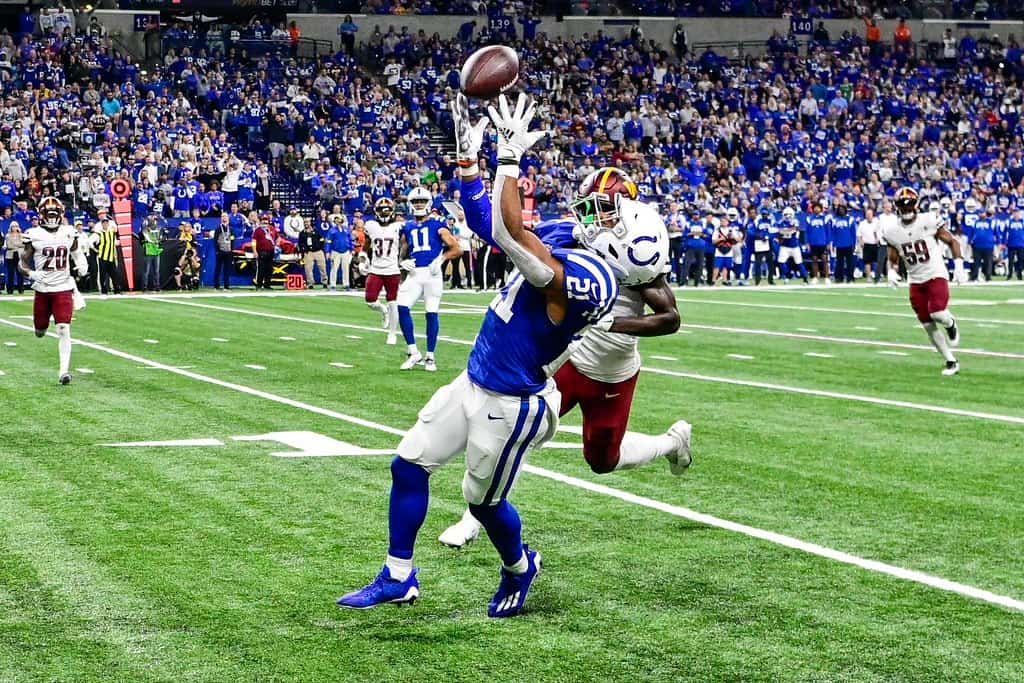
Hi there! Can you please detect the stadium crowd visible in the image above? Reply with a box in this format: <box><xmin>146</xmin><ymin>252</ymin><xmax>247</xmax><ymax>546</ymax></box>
<box><xmin>2</xmin><ymin>5</ymin><xmax>1024</xmax><ymax>294</ymax></box>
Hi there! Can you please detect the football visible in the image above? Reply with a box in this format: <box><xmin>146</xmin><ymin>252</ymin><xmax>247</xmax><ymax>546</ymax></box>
<box><xmin>459</xmin><ymin>45</ymin><xmax>520</xmax><ymax>98</ymax></box>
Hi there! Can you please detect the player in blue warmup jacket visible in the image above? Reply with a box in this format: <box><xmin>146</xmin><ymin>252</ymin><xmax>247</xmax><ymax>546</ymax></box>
<box><xmin>969</xmin><ymin>209</ymin><xmax>996</xmax><ymax>281</ymax></box>
<box><xmin>830</xmin><ymin>203</ymin><xmax>858</xmax><ymax>283</ymax></box>
<box><xmin>803</xmin><ymin>202</ymin><xmax>832</xmax><ymax>283</ymax></box>
<box><xmin>1005</xmin><ymin>208</ymin><xmax>1024</xmax><ymax>280</ymax></box>
<box><xmin>396</xmin><ymin>187</ymin><xmax>462</xmax><ymax>372</ymax></box>
<box><xmin>338</xmin><ymin>94</ymin><xmax>643</xmax><ymax>619</ymax></box>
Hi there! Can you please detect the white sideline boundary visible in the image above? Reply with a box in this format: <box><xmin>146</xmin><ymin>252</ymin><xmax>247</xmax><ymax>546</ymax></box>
<box><xmin>674</xmin><ymin>297</ymin><xmax>1024</xmax><ymax>326</ymax></box>
<box><xmin>151</xmin><ymin>299</ymin><xmax>1024</xmax><ymax>426</ymax></box>
<box><xmin>1</xmin><ymin>315</ymin><xmax>1022</xmax><ymax>614</ymax></box>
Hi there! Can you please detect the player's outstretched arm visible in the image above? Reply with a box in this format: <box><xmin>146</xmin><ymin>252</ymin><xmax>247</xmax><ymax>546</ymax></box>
<box><xmin>488</xmin><ymin>94</ymin><xmax>565</xmax><ymax>294</ymax></box>
<box><xmin>18</xmin><ymin>241</ymin><xmax>36</xmax><ymax>279</ymax></box>
<box><xmin>451</xmin><ymin>93</ymin><xmax>497</xmax><ymax>246</ymax></box>
<box><xmin>601</xmin><ymin>274</ymin><xmax>680</xmax><ymax>337</ymax></box>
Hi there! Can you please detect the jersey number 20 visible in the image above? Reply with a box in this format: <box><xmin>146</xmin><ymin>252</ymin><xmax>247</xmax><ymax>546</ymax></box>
<box><xmin>41</xmin><ymin>246</ymin><xmax>69</xmax><ymax>271</ymax></box>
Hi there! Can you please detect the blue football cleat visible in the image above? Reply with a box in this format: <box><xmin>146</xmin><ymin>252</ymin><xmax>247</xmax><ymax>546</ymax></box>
<box><xmin>488</xmin><ymin>546</ymin><xmax>542</xmax><ymax>618</ymax></box>
<box><xmin>336</xmin><ymin>566</ymin><xmax>419</xmax><ymax>609</ymax></box>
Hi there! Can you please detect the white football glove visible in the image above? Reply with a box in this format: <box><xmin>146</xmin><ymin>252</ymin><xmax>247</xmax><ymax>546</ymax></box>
<box><xmin>428</xmin><ymin>255</ymin><xmax>444</xmax><ymax>278</ymax></box>
<box><xmin>487</xmin><ymin>93</ymin><xmax>548</xmax><ymax>164</ymax></box>
<box><xmin>400</xmin><ymin>259</ymin><xmax>416</xmax><ymax>273</ymax></box>
<box><xmin>952</xmin><ymin>258</ymin><xmax>968</xmax><ymax>284</ymax></box>
<box><xmin>452</xmin><ymin>93</ymin><xmax>489</xmax><ymax>164</ymax></box>
<box><xmin>27</xmin><ymin>269</ymin><xmax>40</xmax><ymax>281</ymax></box>
<box><xmin>887</xmin><ymin>268</ymin><xmax>901</xmax><ymax>286</ymax></box>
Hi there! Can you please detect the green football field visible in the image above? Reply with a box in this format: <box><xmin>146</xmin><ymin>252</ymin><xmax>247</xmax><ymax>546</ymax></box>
<box><xmin>2</xmin><ymin>282</ymin><xmax>1023</xmax><ymax>682</ymax></box>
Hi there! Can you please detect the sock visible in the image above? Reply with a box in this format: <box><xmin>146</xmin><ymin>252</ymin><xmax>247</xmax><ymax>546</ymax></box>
<box><xmin>799</xmin><ymin>264</ymin><xmax>809</xmax><ymax>282</ymax></box>
<box><xmin>56</xmin><ymin>324</ymin><xmax>71</xmax><ymax>376</ymax></box>
<box><xmin>398</xmin><ymin>305</ymin><xmax>416</xmax><ymax>345</ymax></box>
<box><xmin>386</xmin><ymin>456</ymin><xmax>430</xmax><ymax>573</ymax></box>
<box><xmin>407</xmin><ymin>343</ymin><xmax>419</xmax><ymax>354</ymax></box>
<box><xmin>385</xmin><ymin>554</ymin><xmax>413</xmax><ymax>582</ymax></box>
<box><xmin>468</xmin><ymin>500</ymin><xmax>525</xmax><ymax>569</ymax></box>
<box><xmin>615</xmin><ymin>432</ymin><xmax>679</xmax><ymax>470</ymax></box>
<box><xmin>923</xmin><ymin>322</ymin><xmax>956</xmax><ymax>362</ymax></box>
<box><xmin>931</xmin><ymin>309</ymin><xmax>954</xmax><ymax>328</ymax></box>
<box><xmin>367</xmin><ymin>300</ymin><xmax>385</xmax><ymax>314</ymax></box>
<box><xmin>425</xmin><ymin>311</ymin><xmax>439</xmax><ymax>353</ymax></box>
<box><xmin>388</xmin><ymin>301</ymin><xmax>399</xmax><ymax>336</ymax></box>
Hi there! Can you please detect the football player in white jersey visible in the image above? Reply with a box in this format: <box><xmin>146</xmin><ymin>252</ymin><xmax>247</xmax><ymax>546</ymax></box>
<box><xmin>439</xmin><ymin>169</ymin><xmax>692</xmax><ymax>548</ymax></box>
<box><xmin>363</xmin><ymin>197</ymin><xmax>402</xmax><ymax>345</ymax></box>
<box><xmin>882</xmin><ymin>187</ymin><xmax>967</xmax><ymax>376</ymax></box>
<box><xmin>18</xmin><ymin>197</ymin><xmax>88</xmax><ymax>385</ymax></box>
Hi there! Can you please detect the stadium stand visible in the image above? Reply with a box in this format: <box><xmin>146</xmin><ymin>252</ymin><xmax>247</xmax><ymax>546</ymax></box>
<box><xmin>0</xmin><ymin>6</ymin><xmax>1023</xmax><ymax>291</ymax></box>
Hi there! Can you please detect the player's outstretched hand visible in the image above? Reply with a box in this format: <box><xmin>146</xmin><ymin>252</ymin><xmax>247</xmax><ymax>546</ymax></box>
<box><xmin>887</xmin><ymin>268</ymin><xmax>901</xmax><ymax>287</ymax></box>
<box><xmin>452</xmin><ymin>93</ymin><xmax>489</xmax><ymax>164</ymax></box>
<box><xmin>488</xmin><ymin>93</ymin><xmax>548</xmax><ymax>163</ymax></box>
<box><xmin>400</xmin><ymin>259</ymin><xmax>416</xmax><ymax>273</ymax></box>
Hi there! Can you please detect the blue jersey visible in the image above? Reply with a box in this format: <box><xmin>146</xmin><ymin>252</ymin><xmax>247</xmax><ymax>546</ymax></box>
<box><xmin>1007</xmin><ymin>217</ymin><xmax>1024</xmax><ymax>248</ymax></box>
<box><xmin>532</xmin><ymin>218</ymin><xmax>578</xmax><ymax>248</ymax></box>
<box><xmin>969</xmin><ymin>216</ymin><xmax>996</xmax><ymax>248</ymax></box>
<box><xmin>830</xmin><ymin>215</ymin><xmax>858</xmax><ymax>248</ymax></box>
<box><xmin>803</xmin><ymin>213</ymin><xmax>831</xmax><ymax>246</ymax></box>
<box><xmin>468</xmin><ymin>248</ymin><xmax>618</xmax><ymax>395</ymax></box>
<box><xmin>403</xmin><ymin>217</ymin><xmax>447</xmax><ymax>267</ymax></box>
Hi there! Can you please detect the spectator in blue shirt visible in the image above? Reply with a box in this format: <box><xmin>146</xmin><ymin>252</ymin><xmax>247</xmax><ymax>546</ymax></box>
<box><xmin>803</xmin><ymin>203</ymin><xmax>832</xmax><ymax>283</ymax></box>
<box><xmin>682</xmin><ymin>214</ymin><xmax>711</xmax><ymax>286</ymax></box>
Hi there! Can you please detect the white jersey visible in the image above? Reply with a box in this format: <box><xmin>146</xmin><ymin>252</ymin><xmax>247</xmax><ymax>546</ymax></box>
<box><xmin>569</xmin><ymin>286</ymin><xmax>645</xmax><ymax>383</ymax></box>
<box><xmin>881</xmin><ymin>211</ymin><xmax>948</xmax><ymax>284</ymax></box>
<box><xmin>24</xmin><ymin>225</ymin><xmax>78</xmax><ymax>293</ymax></box>
<box><xmin>364</xmin><ymin>220</ymin><xmax>402</xmax><ymax>276</ymax></box>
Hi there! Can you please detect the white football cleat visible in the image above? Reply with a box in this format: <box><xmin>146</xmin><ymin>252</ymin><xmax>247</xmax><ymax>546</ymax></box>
<box><xmin>438</xmin><ymin>509</ymin><xmax>482</xmax><ymax>548</ymax></box>
<box><xmin>400</xmin><ymin>351</ymin><xmax>423</xmax><ymax>370</ymax></box>
<box><xmin>424</xmin><ymin>358</ymin><xmax>437</xmax><ymax>372</ymax></box>
<box><xmin>386</xmin><ymin>334</ymin><xmax>397</xmax><ymax>345</ymax></box>
<box><xmin>665</xmin><ymin>420</ymin><xmax>692</xmax><ymax>475</ymax></box>
<box><xmin>380</xmin><ymin>306</ymin><xmax>389</xmax><ymax>329</ymax></box>
<box><xmin>942</xmin><ymin>360</ymin><xmax>960</xmax><ymax>376</ymax></box>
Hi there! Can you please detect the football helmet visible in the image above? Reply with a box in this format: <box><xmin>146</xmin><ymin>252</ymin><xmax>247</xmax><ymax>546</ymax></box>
<box><xmin>575</xmin><ymin>198</ymin><xmax>669</xmax><ymax>286</ymax></box>
<box><xmin>39</xmin><ymin>196</ymin><xmax>65</xmax><ymax>231</ymax></box>
<box><xmin>570</xmin><ymin>167</ymin><xmax>639</xmax><ymax>231</ymax></box>
<box><xmin>964</xmin><ymin>197</ymin><xmax>980</xmax><ymax>213</ymax></box>
<box><xmin>374</xmin><ymin>197</ymin><xmax>396</xmax><ymax>223</ymax></box>
<box><xmin>894</xmin><ymin>187</ymin><xmax>919</xmax><ymax>224</ymax></box>
<box><xmin>939</xmin><ymin>197</ymin><xmax>952</xmax><ymax>212</ymax></box>
<box><xmin>725</xmin><ymin>207</ymin><xmax>739</xmax><ymax>221</ymax></box>
<box><xmin>782</xmin><ymin>207</ymin><xmax>796</xmax><ymax>221</ymax></box>
<box><xmin>407</xmin><ymin>187</ymin><xmax>432</xmax><ymax>218</ymax></box>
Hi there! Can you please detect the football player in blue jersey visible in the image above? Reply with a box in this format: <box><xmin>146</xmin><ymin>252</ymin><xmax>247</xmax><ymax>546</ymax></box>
<box><xmin>337</xmin><ymin>94</ymin><xmax>653</xmax><ymax>618</ymax></box>
<box><xmin>395</xmin><ymin>187</ymin><xmax>463</xmax><ymax>372</ymax></box>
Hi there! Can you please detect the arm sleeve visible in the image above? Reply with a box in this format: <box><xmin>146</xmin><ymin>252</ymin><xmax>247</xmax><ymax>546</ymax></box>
<box><xmin>459</xmin><ymin>175</ymin><xmax>497</xmax><ymax>248</ymax></box>
<box><xmin>491</xmin><ymin>172</ymin><xmax>554</xmax><ymax>288</ymax></box>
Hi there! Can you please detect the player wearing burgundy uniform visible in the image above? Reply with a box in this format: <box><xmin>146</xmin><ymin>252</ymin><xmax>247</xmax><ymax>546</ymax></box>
<box><xmin>363</xmin><ymin>196</ymin><xmax>402</xmax><ymax>345</ymax></box>
<box><xmin>439</xmin><ymin>163</ymin><xmax>691</xmax><ymax>548</ymax></box>
<box><xmin>882</xmin><ymin>187</ymin><xmax>968</xmax><ymax>376</ymax></box>
<box><xmin>19</xmin><ymin>197</ymin><xmax>88</xmax><ymax>385</ymax></box>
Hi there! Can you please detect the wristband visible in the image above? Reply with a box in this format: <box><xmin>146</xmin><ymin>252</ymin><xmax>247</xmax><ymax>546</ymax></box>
<box><xmin>458</xmin><ymin>161</ymin><xmax>480</xmax><ymax>177</ymax></box>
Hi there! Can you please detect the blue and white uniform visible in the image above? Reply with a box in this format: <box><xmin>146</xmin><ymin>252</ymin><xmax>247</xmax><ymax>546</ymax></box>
<box><xmin>396</xmin><ymin>177</ymin><xmax>618</xmax><ymax>504</ymax></box>
<box><xmin>397</xmin><ymin>216</ymin><xmax>448</xmax><ymax>312</ymax></box>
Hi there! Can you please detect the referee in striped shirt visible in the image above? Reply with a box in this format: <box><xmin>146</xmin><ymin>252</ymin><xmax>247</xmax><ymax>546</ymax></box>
<box><xmin>96</xmin><ymin>217</ymin><xmax>121</xmax><ymax>294</ymax></box>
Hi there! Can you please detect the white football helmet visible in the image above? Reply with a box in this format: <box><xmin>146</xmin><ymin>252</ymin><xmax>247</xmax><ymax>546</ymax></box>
<box><xmin>964</xmin><ymin>197</ymin><xmax>980</xmax><ymax>213</ymax></box>
<box><xmin>575</xmin><ymin>198</ymin><xmax>669</xmax><ymax>286</ymax></box>
<box><xmin>939</xmin><ymin>197</ymin><xmax>952</xmax><ymax>212</ymax></box>
<box><xmin>782</xmin><ymin>207</ymin><xmax>796</xmax><ymax>221</ymax></box>
<box><xmin>407</xmin><ymin>187</ymin><xmax>432</xmax><ymax>217</ymax></box>
<box><xmin>725</xmin><ymin>207</ymin><xmax>739</xmax><ymax>221</ymax></box>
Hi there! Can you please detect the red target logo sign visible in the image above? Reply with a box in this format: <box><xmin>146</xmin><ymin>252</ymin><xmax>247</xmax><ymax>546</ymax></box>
<box><xmin>110</xmin><ymin>178</ymin><xmax>131</xmax><ymax>199</ymax></box>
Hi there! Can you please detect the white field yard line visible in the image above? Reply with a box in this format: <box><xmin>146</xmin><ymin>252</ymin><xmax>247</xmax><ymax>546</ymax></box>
<box><xmin>682</xmin><ymin>323</ymin><xmax>1024</xmax><ymax>360</ymax></box>
<box><xmin>674</xmin><ymin>298</ymin><xmax>1024</xmax><ymax>326</ymax></box>
<box><xmin>0</xmin><ymin>317</ymin><xmax>1021</xmax><ymax>614</ymax></box>
<box><xmin>147</xmin><ymin>300</ymin><xmax>1024</xmax><ymax>426</ymax></box>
